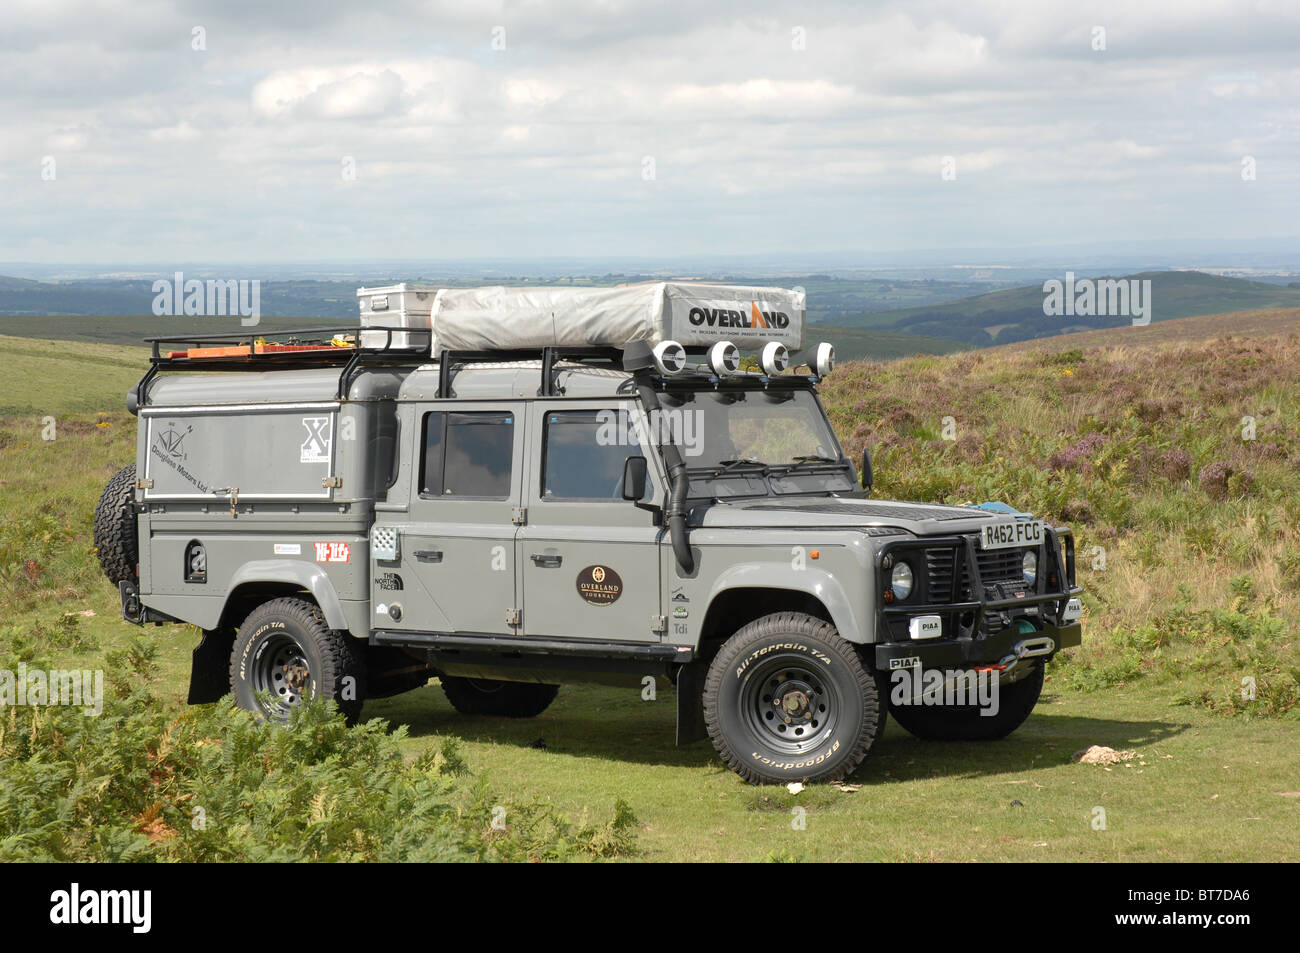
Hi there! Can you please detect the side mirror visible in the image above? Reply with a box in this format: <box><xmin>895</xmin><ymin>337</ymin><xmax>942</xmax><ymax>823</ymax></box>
<box><xmin>860</xmin><ymin>447</ymin><xmax>874</xmax><ymax>492</ymax></box>
<box><xmin>621</xmin><ymin>455</ymin><xmax>649</xmax><ymax>500</ymax></box>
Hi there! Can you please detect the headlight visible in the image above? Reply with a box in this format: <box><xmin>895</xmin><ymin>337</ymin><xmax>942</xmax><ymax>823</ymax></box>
<box><xmin>1022</xmin><ymin>550</ymin><xmax>1038</xmax><ymax>584</ymax></box>
<box><xmin>891</xmin><ymin>561</ymin><xmax>915</xmax><ymax>600</ymax></box>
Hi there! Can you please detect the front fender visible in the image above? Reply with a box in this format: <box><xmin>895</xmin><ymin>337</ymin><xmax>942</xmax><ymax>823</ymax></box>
<box><xmin>705</xmin><ymin>562</ymin><xmax>868</xmax><ymax>643</ymax></box>
<box><xmin>224</xmin><ymin>559</ymin><xmax>350</xmax><ymax>630</ymax></box>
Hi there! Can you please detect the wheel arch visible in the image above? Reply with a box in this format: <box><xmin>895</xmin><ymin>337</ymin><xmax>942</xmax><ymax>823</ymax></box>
<box><xmin>218</xmin><ymin>560</ymin><xmax>348</xmax><ymax>631</ymax></box>
<box><xmin>676</xmin><ymin>582</ymin><xmax>852</xmax><ymax>749</ymax></box>
<box><xmin>697</xmin><ymin>567</ymin><xmax>867</xmax><ymax>660</ymax></box>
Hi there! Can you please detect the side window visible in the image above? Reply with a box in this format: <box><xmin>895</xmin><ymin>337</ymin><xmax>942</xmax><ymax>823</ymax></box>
<box><xmin>542</xmin><ymin>409</ymin><xmax>649</xmax><ymax>500</ymax></box>
<box><xmin>420</xmin><ymin>411</ymin><xmax>514</xmax><ymax>498</ymax></box>
<box><xmin>369</xmin><ymin>408</ymin><xmax>400</xmax><ymax>502</ymax></box>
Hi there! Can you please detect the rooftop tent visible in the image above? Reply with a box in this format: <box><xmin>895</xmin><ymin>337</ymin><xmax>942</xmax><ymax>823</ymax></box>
<box><xmin>420</xmin><ymin>282</ymin><xmax>806</xmax><ymax>354</ymax></box>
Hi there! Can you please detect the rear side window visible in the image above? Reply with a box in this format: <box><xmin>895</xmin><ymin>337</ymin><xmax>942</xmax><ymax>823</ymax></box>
<box><xmin>421</xmin><ymin>411</ymin><xmax>514</xmax><ymax>498</ymax></box>
<box><xmin>369</xmin><ymin>408</ymin><xmax>400</xmax><ymax>502</ymax></box>
<box><xmin>542</xmin><ymin>409</ymin><xmax>649</xmax><ymax>500</ymax></box>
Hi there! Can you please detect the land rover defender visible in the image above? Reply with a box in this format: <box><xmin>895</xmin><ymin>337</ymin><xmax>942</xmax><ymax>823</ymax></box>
<box><xmin>95</xmin><ymin>282</ymin><xmax>1083</xmax><ymax>784</ymax></box>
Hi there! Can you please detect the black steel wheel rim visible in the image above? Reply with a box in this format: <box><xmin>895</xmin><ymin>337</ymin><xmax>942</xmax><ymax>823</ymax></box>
<box><xmin>742</xmin><ymin>655</ymin><xmax>839</xmax><ymax>753</ymax></box>
<box><xmin>251</xmin><ymin>633</ymin><xmax>313</xmax><ymax>718</ymax></box>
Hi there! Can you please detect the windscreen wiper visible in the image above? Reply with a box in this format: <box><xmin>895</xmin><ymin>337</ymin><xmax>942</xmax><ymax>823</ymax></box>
<box><xmin>781</xmin><ymin>454</ymin><xmax>842</xmax><ymax>472</ymax></box>
<box><xmin>699</xmin><ymin>457</ymin><xmax>769</xmax><ymax>476</ymax></box>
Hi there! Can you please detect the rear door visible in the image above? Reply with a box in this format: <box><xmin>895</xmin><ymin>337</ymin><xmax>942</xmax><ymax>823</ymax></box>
<box><xmin>385</xmin><ymin>403</ymin><xmax>525</xmax><ymax>635</ymax></box>
<box><xmin>517</xmin><ymin>403</ymin><xmax>665</xmax><ymax>643</ymax></box>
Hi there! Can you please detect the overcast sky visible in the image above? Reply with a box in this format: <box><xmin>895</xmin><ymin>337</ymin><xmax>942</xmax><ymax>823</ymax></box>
<box><xmin>1</xmin><ymin>0</ymin><xmax>1297</xmax><ymax>264</ymax></box>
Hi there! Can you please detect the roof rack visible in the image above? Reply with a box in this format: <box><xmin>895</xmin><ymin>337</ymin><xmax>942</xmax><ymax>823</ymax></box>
<box><xmin>136</xmin><ymin>325</ymin><xmax>433</xmax><ymax>406</ymax></box>
<box><xmin>435</xmin><ymin>345</ymin><xmax>625</xmax><ymax>398</ymax></box>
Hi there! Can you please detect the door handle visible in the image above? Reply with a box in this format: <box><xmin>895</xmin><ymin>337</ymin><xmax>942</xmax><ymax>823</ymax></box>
<box><xmin>531</xmin><ymin>553</ymin><xmax>562</xmax><ymax>568</ymax></box>
<box><xmin>414</xmin><ymin>549</ymin><xmax>443</xmax><ymax>563</ymax></box>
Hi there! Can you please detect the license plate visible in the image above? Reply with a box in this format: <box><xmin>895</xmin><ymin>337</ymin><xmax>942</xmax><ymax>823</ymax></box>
<box><xmin>980</xmin><ymin>519</ymin><xmax>1045</xmax><ymax>550</ymax></box>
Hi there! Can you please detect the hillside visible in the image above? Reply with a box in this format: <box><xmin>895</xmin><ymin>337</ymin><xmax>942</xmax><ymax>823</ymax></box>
<box><xmin>803</xmin><ymin>323</ymin><xmax>968</xmax><ymax>361</ymax></box>
<box><xmin>1</xmin><ymin>335</ymin><xmax>146</xmax><ymax>415</ymax></box>
<box><xmin>836</xmin><ymin>271</ymin><xmax>1300</xmax><ymax>347</ymax></box>
<box><xmin>822</xmin><ymin>306</ymin><xmax>1300</xmax><ymax>717</ymax></box>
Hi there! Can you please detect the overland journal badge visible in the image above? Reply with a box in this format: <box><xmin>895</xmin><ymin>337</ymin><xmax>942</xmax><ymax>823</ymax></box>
<box><xmin>576</xmin><ymin>564</ymin><xmax>623</xmax><ymax>606</ymax></box>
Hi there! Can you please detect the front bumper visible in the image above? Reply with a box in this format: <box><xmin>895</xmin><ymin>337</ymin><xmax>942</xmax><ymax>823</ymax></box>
<box><xmin>871</xmin><ymin>526</ymin><xmax>1083</xmax><ymax>671</ymax></box>
<box><xmin>873</xmin><ymin>620</ymin><xmax>1081</xmax><ymax>671</ymax></box>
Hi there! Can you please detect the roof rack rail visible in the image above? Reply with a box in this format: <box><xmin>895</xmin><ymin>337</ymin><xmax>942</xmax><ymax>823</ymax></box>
<box><xmin>435</xmin><ymin>345</ymin><xmax>624</xmax><ymax>399</ymax></box>
<box><xmin>136</xmin><ymin>325</ymin><xmax>433</xmax><ymax>407</ymax></box>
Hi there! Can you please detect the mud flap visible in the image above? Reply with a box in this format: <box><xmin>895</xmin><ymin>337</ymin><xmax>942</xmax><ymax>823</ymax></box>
<box><xmin>188</xmin><ymin>628</ymin><xmax>235</xmax><ymax>704</ymax></box>
<box><xmin>675</xmin><ymin>660</ymin><xmax>707</xmax><ymax>745</ymax></box>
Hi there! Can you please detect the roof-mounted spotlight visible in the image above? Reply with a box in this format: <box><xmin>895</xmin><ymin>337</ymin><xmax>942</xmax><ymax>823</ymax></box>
<box><xmin>760</xmin><ymin>341</ymin><xmax>790</xmax><ymax>376</ymax></box>
<box><xmin>707</xmin><ymin>340</ymin><xmax>741</xmax><ymax>377</ymax></box>
<box><xmin>652</xmin><ymin>339</ymin><xmax>687</xmax><ymax>376</ymax></box>
<box><xmin>813</xmin><ymin>342</ymin><xmax>835</xmax><ymax>377</ymax></box>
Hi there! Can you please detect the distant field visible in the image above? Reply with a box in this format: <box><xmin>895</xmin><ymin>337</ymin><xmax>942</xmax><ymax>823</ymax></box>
<box><xmin>0</xmin><ymin>273</ymin><xmax>1015</xmax><ymax>327</ymax></box>
<box><xmin>991</xmin><ymin>306</ymin><xmax>1300</xmax><ymax>352</ymax></box>
<box><xmin>0</xmin><ymin>313</ymin><xmax>343</xmax><ymax>347</ymax></box>
<box><xmin>803</xmin><ymin>324</ymin><xmax>969</xmax><ymax>361</ymax></box>
<box><xmin>838</xmin><ymin>271</ymin><xmax>1300</xmax><ymax>348</ymax></box>
<box><xmin>1</xmin><ymin>334</ymin><xmax>146</xmax><ymax>415</ymax></box>
<box><xmin>0</xmin><ymin>314</ymin><xmax>967</xmax><ymax>365</ymax></box>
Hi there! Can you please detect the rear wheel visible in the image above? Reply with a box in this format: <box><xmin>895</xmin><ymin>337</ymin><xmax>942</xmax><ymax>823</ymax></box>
<box><xmin>888</xmin><ymin>663</ymin><xmax>1043</xmax><ymax>741</ymax></box>
<box><xmin>230</xmin><ymin>598</ymin><xmax>366</xmax><ymax>723</ymax></box>
<box><xmin>439</xmin><ymin>677</ymin><xmax>559</xmax><ymax>718</ymax></box>
<box><xmin>93</xmin><ymin>463</ymin><xmax>137</xmax><ymax>585</ymax></box>
<box><xmin>703</xmin><ymin>612</ymin><xmax>882</xmax><ymax>785</ymax></box>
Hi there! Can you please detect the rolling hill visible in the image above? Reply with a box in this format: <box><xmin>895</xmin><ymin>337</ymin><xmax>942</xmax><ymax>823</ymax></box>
<box><xmin>835</xmin><ymin>270</ymin><xmax>1300</xmax><ymax>347</ymax></box>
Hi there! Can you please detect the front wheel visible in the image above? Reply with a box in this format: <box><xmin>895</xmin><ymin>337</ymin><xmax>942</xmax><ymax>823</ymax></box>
<box><xmin>230</xmin><ymin>598</ymin><xmax>366</xmax><ymax>723</ymax></box>
<box><xmin>888</xmin><ymin>663</ymin><xmax>1043</xmax><ymax>741</ymax></box>
<box><xmin>703</xmin><ymin>612</ymin><xmax>882</xmax><ymax>785</ymax></box>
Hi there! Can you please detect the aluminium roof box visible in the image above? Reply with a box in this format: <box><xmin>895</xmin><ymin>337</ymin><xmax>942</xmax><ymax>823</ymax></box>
<box><xmin>357</xmin><ymin>283</ymin><xmax>438</xmax><ymax>349</ymax></box>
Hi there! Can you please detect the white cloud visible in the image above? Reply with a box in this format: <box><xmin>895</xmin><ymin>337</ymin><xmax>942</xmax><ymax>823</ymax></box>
<box><xmin>0</xmin><ymin>0</ymin><xmax>1297</xmax><ymax>261</ymax></box>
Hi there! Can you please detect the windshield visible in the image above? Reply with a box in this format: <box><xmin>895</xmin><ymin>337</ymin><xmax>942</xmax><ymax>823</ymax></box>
<box><xmin>658</xmin><ymin>386</ymin><xmax>855</xmax><ymax>498</ymax></box>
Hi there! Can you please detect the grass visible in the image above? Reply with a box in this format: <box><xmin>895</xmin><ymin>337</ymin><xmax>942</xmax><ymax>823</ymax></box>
<box><xmin>2</xmin><ymin>310</ymin><xmax>1299</xmax><ymax>861</ymax></box>
<box><xmin>0</xmin><ymin>334</ymin><xmax>147</xmax><ymax>415</ymax></box>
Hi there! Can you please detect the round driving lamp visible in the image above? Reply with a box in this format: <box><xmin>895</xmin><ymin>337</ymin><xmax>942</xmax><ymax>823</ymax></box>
<box><xmin>1022</xmin><ymin>550</ymin><xmax>1038</xmax><ymax>584</ymax></box>
<box><xmin>891</xmin><ymin>561</ymin><xmax>914</xmax><ymax>601</ymax></box>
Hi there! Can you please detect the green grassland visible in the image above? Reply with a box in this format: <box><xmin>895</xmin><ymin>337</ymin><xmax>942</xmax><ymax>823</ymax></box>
<box><xmin>1</xmin><ymin>310</ymin><xmax>1298</xmax><ymax>861</ymax></box>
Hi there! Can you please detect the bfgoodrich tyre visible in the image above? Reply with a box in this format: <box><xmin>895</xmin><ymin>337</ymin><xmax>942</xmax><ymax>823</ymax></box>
<box><xmin>230</xmin><ymin>598</ymin><xmax>365</xmax><ymax>723</ymax></box>
<box><xmin>93</xmin><ymin>463</ymin><xmax>137</xmax><ymax>585</ymax></box>
<box><xmin>703</xmin><ymin>612</ymin><xmax>882</xmax><ymax>785</ymax></box>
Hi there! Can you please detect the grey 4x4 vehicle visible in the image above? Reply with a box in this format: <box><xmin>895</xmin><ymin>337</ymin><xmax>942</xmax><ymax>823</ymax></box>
<box><xmin>95</xmin><ymin>283</ymin><xmax>1082</xmax><ymax>784</ymax></box>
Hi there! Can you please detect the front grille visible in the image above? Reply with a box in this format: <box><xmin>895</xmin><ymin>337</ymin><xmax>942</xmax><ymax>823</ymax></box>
<box><xmin>925</xmin><ymin>547</ymin><xmax>963</xmax><ymax>600</ymax></box>
<box><xmin>975</xmin><ymin>547</ymin><xmax>1025</xmax><ymax>583</ymax></box>
<box><xmin>924</xmin><ymin>539</ymin><xmax>1029</xmax><ymax>600</ymax></box>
